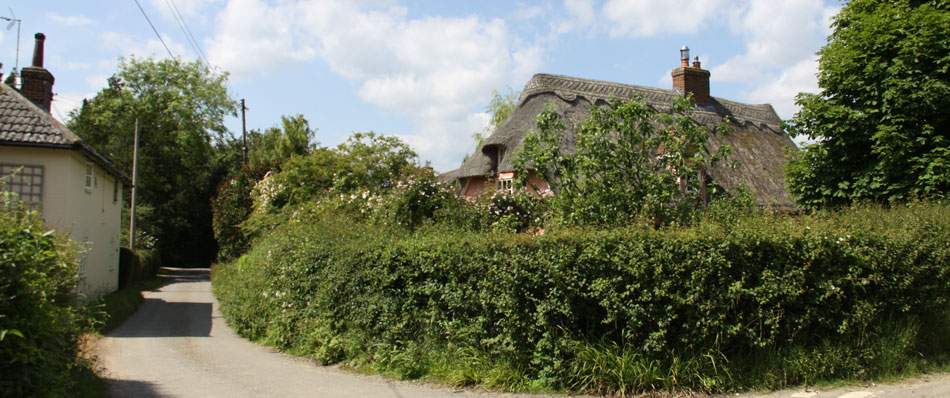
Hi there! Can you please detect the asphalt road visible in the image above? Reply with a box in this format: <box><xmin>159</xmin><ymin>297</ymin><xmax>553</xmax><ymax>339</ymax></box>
<box><xmin>97</xmin><ymin>267</ymin><xmax>950</xmax><ymax>398</ymax></box>
<box><xmin>96</xmin><ymin>267</ymin><xmax>548</xmax><ymax>398</ymax></box>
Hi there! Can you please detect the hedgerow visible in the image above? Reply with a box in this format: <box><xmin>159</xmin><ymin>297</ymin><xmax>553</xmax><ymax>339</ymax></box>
<box><xmin>0</xmin><ymin>192</ymin><xmax>98</xmax><ymax>398</ymax></box>
<box><xmin>213</xmin><ymin>201</ymin><xmax>950</xmax><ymax>394</ymax></box>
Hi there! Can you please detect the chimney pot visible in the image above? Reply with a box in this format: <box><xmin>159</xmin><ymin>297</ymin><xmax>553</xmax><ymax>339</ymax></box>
<box><xmin>32</xmin><ymin>33</ymin><xmax>46</xmax><ymax>68</ymax></box>
<box><xmin>692</xmin><ymin>56</ymin><xmax>701</xmax><ymax>69</ymax></box>
<box><xmin>680</xmin><ymin>45</ymin><xmax>690</xmax><ymax>67</ymax></box>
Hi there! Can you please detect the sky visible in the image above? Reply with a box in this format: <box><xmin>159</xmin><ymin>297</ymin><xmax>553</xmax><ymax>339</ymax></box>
<box><xmin>0</xmin><ymin>0</ymin><xmax>839</xmax><ymax>171</ymax></box>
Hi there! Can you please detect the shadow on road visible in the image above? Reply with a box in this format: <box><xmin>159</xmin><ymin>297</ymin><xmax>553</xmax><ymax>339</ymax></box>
<box><xmin>108</xmin><ymin>268</ymin><xmax>214</xmax><ymax>338</ymax></box>
<box><xmin>109</xmin><ymin>299</ymin><xmax>213</xmax><ymax>338</ymax></box>
<box><xmin>155</xmin><ymin>267</ymin><xmax>210</xmax><ymax>284</ymax></box>
<box><xmin>105</xmin><ymin>378</ymin><xmax>164</xmax><ymax>398</ymax></box>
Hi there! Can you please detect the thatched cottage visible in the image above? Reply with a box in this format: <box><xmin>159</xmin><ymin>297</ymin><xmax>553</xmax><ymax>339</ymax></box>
<box><xmin>446</xmin><ymin>47</ymin><xmax>797</xmax><ymax>210</ymax></box>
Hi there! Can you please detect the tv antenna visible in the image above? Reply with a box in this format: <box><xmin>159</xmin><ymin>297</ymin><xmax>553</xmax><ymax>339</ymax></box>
<box><xmin>1</xmin><ymin>9</ymin><xmax>21</xmax><ymax>72</ymax></box>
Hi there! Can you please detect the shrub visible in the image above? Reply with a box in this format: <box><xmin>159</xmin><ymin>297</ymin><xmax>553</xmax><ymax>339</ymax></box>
<box><xmin>214</xmin><ymin>201</ymin><xmax>950</xmax><ymax>394</ymax></box>
<box><xmin>0</xmin><ymin>192</ymin><xmax>94</xmax><ymax>397</ymax></box>
<box><xmin>211</xmin><ymin>163</ymin><xmax>272</xmax><ymax>261</ymax></box>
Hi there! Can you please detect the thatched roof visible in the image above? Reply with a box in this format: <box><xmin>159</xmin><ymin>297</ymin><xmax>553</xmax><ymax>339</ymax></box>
<box><xmin>453</xmin><ymin>73</ymin><xmax>797</xmax><ymax>209</ymax></box>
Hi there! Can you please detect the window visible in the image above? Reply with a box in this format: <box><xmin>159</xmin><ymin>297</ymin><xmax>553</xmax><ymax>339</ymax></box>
<box><xmin>79</xmin><ymin>237</ymin><xmax>88</xmax><ymax>274</ymax></box>
<box><xmin>0</xmin><ymin>164</ymin><xmax>44</xmax><ymax>211</ymax></box>
<box><xmin>498</xmin><ymin>178</ymin><xmax>514</xmax><ymax>193</ymax></box>
<box><xmin>84</xmin><ymin>163</ymin><xmax>93</xmax><ymax>191</ymax></box>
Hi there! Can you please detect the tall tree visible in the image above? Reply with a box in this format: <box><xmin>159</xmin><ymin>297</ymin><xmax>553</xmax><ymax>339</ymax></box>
<box><xmin>247</xmin><ymin>114</ymin><xmax>316</xmax><ymax>167</ymax></box>
<box><xmin>786</xmin><ymin>0</ymin><xmax>950</xmax><ymax>208</ymax></box>
<box><xmin>68</xmin><ymin>56</ymin><xmax>238</xmax><ymax>265</ymax></box>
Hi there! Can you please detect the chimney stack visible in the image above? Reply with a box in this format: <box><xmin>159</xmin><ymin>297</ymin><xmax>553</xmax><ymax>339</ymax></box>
<box><xmin>20</xmin><ymin>33</ymin><xmax>55</xmax><ymax>113</ymax></box>
<box><xmin>671</xmin><ymin>45</ymin><xmax>711</xmax><ymax>105</ymax></box>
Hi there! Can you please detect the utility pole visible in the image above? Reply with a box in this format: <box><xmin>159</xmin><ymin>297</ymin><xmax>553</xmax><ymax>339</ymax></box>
<box><xmin>241</xmin><ymin>98</ymin><xmax>247</xmax><ymax>166</ymax></box>
<box><xmin>129</xmin><ymin>119</ymin><xmax>140</xmax><ymax>250</ymax></box>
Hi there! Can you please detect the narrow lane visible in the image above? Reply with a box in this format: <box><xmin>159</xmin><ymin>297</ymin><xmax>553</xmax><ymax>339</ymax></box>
<box><xmin>96</xmin><ymin>267</ymin><xmax>540</xmax><ymax>398</ymax></box>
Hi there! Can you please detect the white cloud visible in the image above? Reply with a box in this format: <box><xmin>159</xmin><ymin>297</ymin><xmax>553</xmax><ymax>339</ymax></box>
<box><xmin>602</xmin><ymin>0</ymin><xmax>726</xmax><ymax>37</ymax></box>
<box><xmin>743</xmin><ymin>56</ymin><xmax>819</xmax><ymax>119</ymax></box>
<box><xmin>205</xmin><ymin>0</ymin><xmax>315</xmax><ymax>79</ymax></box>
<box><xmin>554</xmin><ymin>0</ymin><xmax>596</xmax><ymax>34</ymax></box>
<box><xmin>709</xmin><ymin>0</ymin><xmax>836</xmax><ymax>119</ymax></box>
<box><xmin>207</xmin><ymin>0</ymin><xmax>542</xmax><ymax>170</ymax></box>
<box><xmin>99</xmin><ymin>31</ymin><xmax>188</xmax><ymax>60</ymax></box>
<box><xmin>511</xmin><ymin>3</ymin><xmax>550</xmax><ymax>20</ymax></box>
<box><xmin>46</xmin><ymin>13</ymin><xmax>94</xmax><ymax>27</ymax></box>
<box><xmin>147</xmin><ymin>0</ymin><xmax>221</xmax><ymax>24</ymax></box>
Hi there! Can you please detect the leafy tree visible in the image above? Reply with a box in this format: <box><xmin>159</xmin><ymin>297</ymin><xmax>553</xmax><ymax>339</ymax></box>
<box><xmin>785</xmin><ymin>0</ymin><xmax>950</xmax><ymax>208</ymax></box>
<box><xmin>331</xmin><ymin>131</ymin><xmax>419</xmax><ymax>193</ymax></box>
<box><xmin>68</xmin><ymin>57</ymin><xmax>238</xmax><ymax>265</ymax></box>
<box><xmin>247</xmin><ymin>114</ymin><xmax>316</xmax><ymax>168</ymax></box>
<box><xmin>514</xmin><ymin>94</ymin><xmax>731</xmax><ymax>226</ymax></box>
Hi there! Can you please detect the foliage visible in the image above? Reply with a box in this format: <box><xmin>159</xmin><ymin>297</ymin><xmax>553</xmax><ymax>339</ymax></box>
<box><xmin>785</xmin><ymin>0</ymin><xmax>950</xmax><ymax>208</ymax></box>
<box><xmin>214</xmin><ymin>201</ymin><xmax>950</xmax><ymax>395</ymax></box>
<box><xmin>469</xmin><ymin>88</ymin><xmax>520</xmax><ymax>159</ymax></box>
<box><xmin>246</xmin><ymin>114</ymin><xmax>316</xmax><ymax>168</ymax></box>
<box><xmin>331</xmin><ymin>131</ymin><xmax>419</xmax><ymax>194</ymax></box>
<box><xmin>0</xmin><ymin>191</ymin><xmax>96</xmax><ymax>397</ymax></box>
<box><xmin>211</xmin><ymin>163</ymin><xmax>273</xmax><ymax>262</ymax></box>
<box><xmin>268</xmin><ymin>148</ymin><xmax>341</xmax><ymax>209</ymax></box>
<box><xmin>515</xmin><ymin>93</ymin><xmax>731</xmax><ymax>226</ymax></box>
<box><xmin>68</xmin><ymin>56</ymin><xmax>238</xmax><ymax>265</ymax></box>
<box><xmin>367</xmin><ymin>168</ymin><xmax>457</xmax><ymax>230</ymax></box>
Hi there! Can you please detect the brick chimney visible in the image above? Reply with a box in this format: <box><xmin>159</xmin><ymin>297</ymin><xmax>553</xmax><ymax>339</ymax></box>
<box><xmin>20</xmin><ymin>33</ymin><xmax>55</xmax><ymax>113</ymax></box>
<box><xmin>671</xmin><ymin>46</ymin><xmax>711</xmax><ymax>105</ymax></box>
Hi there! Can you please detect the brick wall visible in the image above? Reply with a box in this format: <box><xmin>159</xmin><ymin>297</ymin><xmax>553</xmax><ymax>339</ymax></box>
<box><xmin>19</xmin><ymin>66</ymin><xmax>54</xmax><ymax>112</ymax></box>
<box><xmin>671</xmin><ymin>67</ymin><xmax>711</xmax><ymax>105</ymax></box>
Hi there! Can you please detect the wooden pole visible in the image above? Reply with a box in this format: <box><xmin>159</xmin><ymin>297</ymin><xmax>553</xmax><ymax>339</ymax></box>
<box><xmin>129</xmin><ymin>119</ymin><xmax>139</xmax><ymax>249</ymax></box>
<box><xmin>241</xmin><ymin>98</ymin><xmax>247</xmax><ymax>166</ymax></box>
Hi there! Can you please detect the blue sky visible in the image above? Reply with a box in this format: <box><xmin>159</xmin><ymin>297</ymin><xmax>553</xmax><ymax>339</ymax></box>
<box><xmin>1</xmin><ymin>0</ymin><xmax>839</xmax><ymax>171</ymax></box>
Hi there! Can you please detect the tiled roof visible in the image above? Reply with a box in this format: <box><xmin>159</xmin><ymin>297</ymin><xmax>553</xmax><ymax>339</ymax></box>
<box><xmin>0</xmin><ymin>81</ymin><xmax>81</xmax><ymax>146</ymax></box>
<box><xmin>0</xmin><ymin>81</ymin><xmax>130</xmax><ymax>183</ymax></box>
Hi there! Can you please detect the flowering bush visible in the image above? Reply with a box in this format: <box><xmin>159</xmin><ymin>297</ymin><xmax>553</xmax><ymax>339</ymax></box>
<box><xmin>474</xmin><ymin>187</ymin><xmax>548</xmax><ymax>233</ymax></box>
<box><xmin>369</xmin><ymin>169</ymin><xmax>456</xmax><ymax>230</ymax></box>
<box><xmin>211</xmin><ymin>163</ymin><xmax>272</xmax><ymax>261</ymax></box>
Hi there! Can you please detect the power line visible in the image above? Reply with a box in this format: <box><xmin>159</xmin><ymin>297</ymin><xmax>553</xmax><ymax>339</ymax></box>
<box><xmin>170</xmin><ymin>0</ymin><xmax>209</xmax><ymax>62</ymax></box>
<box><xmin>133</xmin><ymin>0</ymin><xmax>175</xmax><ymax>59</ymax></box>
<box><xmin>164</xmin><ymin>0</ymin><xmax>208</xmax><ymax>66</ymax></box>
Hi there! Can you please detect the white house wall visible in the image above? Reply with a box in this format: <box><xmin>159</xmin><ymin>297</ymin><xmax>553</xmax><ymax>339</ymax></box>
<box><xmin>0</xmin><ymin>146</ymin><xmax>122</xmax><ymax>300</ymax></box>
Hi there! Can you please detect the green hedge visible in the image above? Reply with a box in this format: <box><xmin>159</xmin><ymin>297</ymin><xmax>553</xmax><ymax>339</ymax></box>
<box><xmin>118</xmin><ymin>247</ymin><xmax>160</xmax><ymax>289</ymax></box>
<box><xmin>0</xmin><ymin>198</ymin><xmax>97</xmax><ymax>397</ymax></box>
<box><xmin>213</xmin><ymin>202</ymin><xmax>950</xmax><ymax>394</ymax></box>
